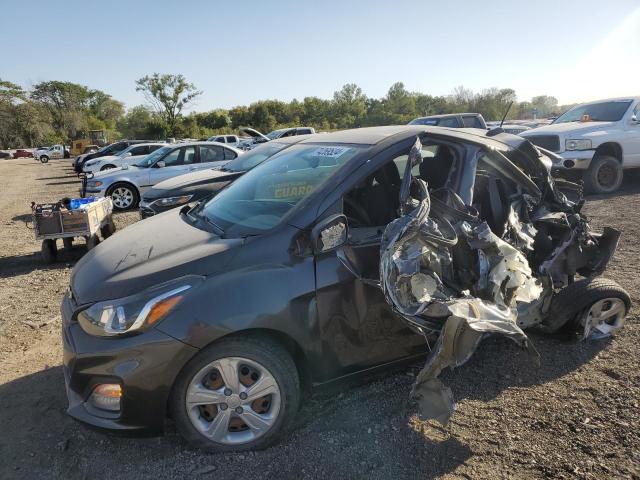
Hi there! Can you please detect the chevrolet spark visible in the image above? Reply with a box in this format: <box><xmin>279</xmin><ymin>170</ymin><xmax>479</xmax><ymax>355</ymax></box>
<box><xmin>62</xmin><ymin>125</ymin><xmax>627</xmax><ymax>451</ymax></box>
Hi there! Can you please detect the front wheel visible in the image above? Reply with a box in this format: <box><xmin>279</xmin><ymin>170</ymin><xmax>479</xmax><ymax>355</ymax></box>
<box><xmin>170</xmin><ymin>336</ymin><xmax>300</xmax><ymax>452</ymax></box>
<box><xmin>107</xmin><ymin>182</ymin><xmax>139</xmax><ymax>210</ymax></box>
<box><xmin>584</xmin><ymin>155</ymin><xmax>623</xmax><ymax>194</ymax></box>
<box><xmin>40</xmin><ymin>155</ymin><xmax>49</xmax><ymax>164</ymax></box>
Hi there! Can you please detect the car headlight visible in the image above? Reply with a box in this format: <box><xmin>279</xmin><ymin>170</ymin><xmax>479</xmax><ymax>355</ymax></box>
<box><xmin>565</xmin><ymin>139</ymin><xmax>592</xmax><ymax>151</ymax></box>
<box><xmin>77</xmin><ymin>276</ymin><xmax>203</xmax><ymax>336</ymax></box>
<box><xmin>85</xmin><ymin>160</ymin><xmax>98</xmax><ymax>167</ymax></box>
<box><xmin>86</xmin><ymin>180</ymin><xmax>103</xmax><ymax>188</ymax></box>
<box><xmin>150</xmin><ymin>195</ymin><xmax>194</xmax><ymax>208</ymax></box>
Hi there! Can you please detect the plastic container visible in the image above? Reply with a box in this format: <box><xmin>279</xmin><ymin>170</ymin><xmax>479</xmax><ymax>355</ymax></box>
<box><xmin>69</xmin><ymin>196</ymin><xmax>98</xmax><ymax>210</ymax></box>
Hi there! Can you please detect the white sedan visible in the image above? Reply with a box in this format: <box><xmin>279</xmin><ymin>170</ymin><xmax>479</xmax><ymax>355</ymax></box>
<box><xmin>82</xmin><ymin>143</ymin><xmax>166</xmax><ymax>173</ymax></box>
<box><xmin>82</xmin><ymin>142</ymin><xmax>242</xmax><ymax>210</ymax></box>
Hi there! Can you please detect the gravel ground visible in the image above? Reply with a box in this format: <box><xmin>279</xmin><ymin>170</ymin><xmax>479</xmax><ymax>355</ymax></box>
<box><xmin>0</xmin><ymin>158</ymin><xmax>639</xmax><ymax>480</ymax></box>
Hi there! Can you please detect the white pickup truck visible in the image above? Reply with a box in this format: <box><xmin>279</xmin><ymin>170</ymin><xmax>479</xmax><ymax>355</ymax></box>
<box><xmin>33</xmin><ymin>144</ymin><xmax>70</xmax><ymax>163</ymax></box>
<box><xmin>521</xmin><ymin>97</ymin><xmax>640</xmax><ymax>193</ymax></box>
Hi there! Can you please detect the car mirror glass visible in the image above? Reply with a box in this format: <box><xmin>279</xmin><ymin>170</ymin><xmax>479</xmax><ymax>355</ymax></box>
<box><xmin>311</xmin><ymin>214</ymin><xmax>348</xmax><ymax>253</ymax></box>
<box><xmin>156</xmin><ymin>160</ymin><xmax>166</xmax><ymax>168</ymax></box>
<box><xmin>632</xmin><ymin>114</ymin><xmax>639</xmax><ymax>124</ymax></box>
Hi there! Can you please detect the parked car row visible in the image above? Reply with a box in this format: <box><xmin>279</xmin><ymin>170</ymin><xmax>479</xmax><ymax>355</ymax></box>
<box><xmin>63</xmin><ymin>124</ymin><xmax>629</xmax><ymax>454</ymax></box>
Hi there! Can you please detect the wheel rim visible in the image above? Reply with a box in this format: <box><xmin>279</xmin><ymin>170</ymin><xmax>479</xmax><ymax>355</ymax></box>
<box><xmin>580</xmin><ymin>297</ymin><xmax>626</xmax><ymax>340</ymax></box>
<box><xmin>111</xmin><ymin>187</ymin><xmax>134</xmax><ymax>208</ymax></box>
<box><xmin>185</xmin><ymin>356</ymin><xmax>281</xmax><ymax>445</ymax></box>
<box><xmin>596</xmin><ymin>163</ymin><xmax>618</xmax><ymax>189</ymax></box>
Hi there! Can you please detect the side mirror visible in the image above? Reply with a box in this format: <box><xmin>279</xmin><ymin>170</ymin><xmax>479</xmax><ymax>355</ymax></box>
<box><xmin>632</xmin><ymin>114</ymin><xmax>639</xmax><ymax>125</ymax></box>
<box><xmin>156</xmin><ymin>160</ymin><xmax>166</xmax><ymax>168</ymax></box>
<box><xmin>123</xmin><ymin>152</ymin><xmax>132</xmax><ymax>157</ymax></box>
<box><xmin>311</xmin><ymin>214</ymin><xmax>348</xmax><ymax>253</ymax></box>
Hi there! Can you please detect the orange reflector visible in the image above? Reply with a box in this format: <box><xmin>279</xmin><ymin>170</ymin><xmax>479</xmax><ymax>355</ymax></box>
<box><xmin>94</xmin><ymin>383</ymin><xmax>122</xmax><ymax>398</ymax></box>
<box><xmin>146</xmin><ymin>295</ymin><xmax>183</xmax><ymax>326</ymax></box>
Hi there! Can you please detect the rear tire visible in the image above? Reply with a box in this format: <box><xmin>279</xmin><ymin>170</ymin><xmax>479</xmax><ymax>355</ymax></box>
<box><xmin>41</xmin><ymin>239</ymin><xmax>57</xmax><ymax>263</ymax></box>
<box><xmin>584</xmin><ymin>155</ymin><xmax>622</xmax><ymax>194</ymax></box>
<box><xmin>170</xmin><ymin>336</ymin><xmax>300</xmax><ymax>452</ymax></box>
<box><xmin>542</xmin><ymin>278</ymin><xmax>630</xmax><ymax>335</ymax></box>
<box><xmin>100</xmin><ymin>221</ymin><xmax>116</xmax><ymax>239</ymax></box>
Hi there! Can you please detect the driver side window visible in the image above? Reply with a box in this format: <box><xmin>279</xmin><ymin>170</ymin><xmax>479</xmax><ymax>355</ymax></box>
<box><xmin>162</xmin><ymin>148</ymin><xmax>182</xmax><ymax>166</ymax></box>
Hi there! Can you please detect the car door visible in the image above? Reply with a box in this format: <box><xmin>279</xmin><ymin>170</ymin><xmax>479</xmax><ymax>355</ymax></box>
<box><xmin>624</xmin><ymin>102</ymin><xmax>640</xmax><ymax>166</ymax></box>
<box><xmin>198</xmin><ymin>144</ymin><xmax>230</xmax><ymax>169</ymax></box>
<box><xmin>313</xmin><ymin>145</ymin><xmax>430</xmax><ymax>378</ymax></box>
<box><xmin>148</xmin><ymin>146</ymin><xmax>196</xmax><ymax>186</ymax></box>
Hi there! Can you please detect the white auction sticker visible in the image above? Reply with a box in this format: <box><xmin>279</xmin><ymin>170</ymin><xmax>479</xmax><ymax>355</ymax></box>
<box><xmin>312</xmin><ymin>146</ymin><xmax>350</xmax><ymax>158</ymax></box>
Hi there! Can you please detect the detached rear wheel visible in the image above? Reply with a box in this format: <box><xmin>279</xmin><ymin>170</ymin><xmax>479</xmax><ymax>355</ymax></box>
<box><xmin>171</xmin><ymin>337</ymin><xmax>300</xmax><ymax>452</ymax></box>
<box><xmin>543</xmin><ymin>278</ymin><xmax>630</xmax><ymax>338</ymax></box>
<box><xmin>585</xmin><ymin>155</ymin><xmax>623</xmax><ymax>194</ymax></box>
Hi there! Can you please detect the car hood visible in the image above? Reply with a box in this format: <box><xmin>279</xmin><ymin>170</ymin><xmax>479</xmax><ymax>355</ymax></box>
<box><xmin>240</xmin><ymin>127</ymin><xmax>270</xmax><ymax>141</ymax></box>
<box><xmin>522</xmin><ymin>121</ymin><xmax>612</xmax><ymax>136</ymax></box>
<box><xmin>71</xmin><ymin>208</ymin><xmax>243</xmax><ymax>304</ymax></box>
<box><xmin>86</xmin><ymin>154</ymin><xmax>119</xmax><ymax>163</ymax></box>
<box><xmin>153</xmin><ymin>168</ymin><xmax>240</xmax><ymax>190</ymax></box>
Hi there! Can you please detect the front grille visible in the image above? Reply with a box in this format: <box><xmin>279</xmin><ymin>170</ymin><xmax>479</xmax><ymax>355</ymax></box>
<box><xmin>525</xmin><ymin>135</ymin><xmax>560</xmax><ymax>152</ymax></box>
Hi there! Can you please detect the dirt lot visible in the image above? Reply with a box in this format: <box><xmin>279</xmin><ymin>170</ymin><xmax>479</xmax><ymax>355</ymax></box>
<box><xmin>0</xmin><ymin>157</ymin><xmax>639</xmax><ymax>480</ymax></box>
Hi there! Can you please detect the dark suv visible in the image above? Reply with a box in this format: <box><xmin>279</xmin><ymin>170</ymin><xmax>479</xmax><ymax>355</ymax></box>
<box><xmin>73</xmin><ymin>140</ymin><xmax>149</xmax><ymax>173</ymax></box>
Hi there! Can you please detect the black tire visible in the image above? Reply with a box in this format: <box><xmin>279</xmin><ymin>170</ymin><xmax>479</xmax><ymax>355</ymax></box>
<box><xmin>542</xmin><ymin>278</ymin><xmax>630</xmax><ymax>334</ymax></box>
<box><xmin>86</xmin><ymin>234</ymin><xmax>100</xmax><ymax>251</ymax></box>
<box><xmin>40</xmin><ymin>155</ymin><xmax>49</xmax><ymax>164</ymax></box>
<box><xmin>100</xmin><ymin>164</ymin><xmax>116</xmax><ymax>171</ymax></box>
<box><xmin>170</xmin><ymin>336</ymin><xmax>301</xmax><ymax>453</ymax></box>
<box><xmin>41</xmin><ymin>239</ymin><xmax>57</xmax><ymax>263</ymax></box>
<box><xmin>584</xmin><ymin>155</ymin><xmax>623</xmax><ymax>194</ymax></box>
<box><xmin>100</xmin><ymin>221</ymin><xmax>116</xmax><ymax>239</ymax></box>
<box><xmin>107</xmin><ymin>182</ymin><xmax>140</xmax><ymax>210</ymax></box>
<box><xmin>63</xmin><ymin>237</ymin><xmax>73</xmax><ymax>251</ymax></box>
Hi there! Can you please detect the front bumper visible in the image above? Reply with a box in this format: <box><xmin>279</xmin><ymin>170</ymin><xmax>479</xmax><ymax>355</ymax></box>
<box><xmin>552</xmin><ymin>149</ymin><xmax>596</xmax><ymax>171</ymax></box>
<box><xmin>61</xmin><ymin>293</ymin><xmax>198</xmax><ymax>434</ymax></box>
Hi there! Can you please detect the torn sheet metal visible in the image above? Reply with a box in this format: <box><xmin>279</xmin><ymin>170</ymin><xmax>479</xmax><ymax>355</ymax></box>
<box><xmin>411</xmin><ymin>298</ymin><xmax>538</xmax><ymax>425</ymax></box>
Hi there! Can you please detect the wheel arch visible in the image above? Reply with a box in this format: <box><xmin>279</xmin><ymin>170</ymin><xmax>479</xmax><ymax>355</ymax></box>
<box><xmin>594</xmin><ymin>142</ymin><xmax>623</xmax><ymax>163</ymax></box>
<box><xmin>166</xmin><ymin>327</ymin><xmax>312</xmax><ymax>419</ymax></box>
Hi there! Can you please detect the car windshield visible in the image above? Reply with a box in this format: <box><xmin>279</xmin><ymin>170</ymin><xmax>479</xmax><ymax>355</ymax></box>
<box><xmin>196</xmin><ymin>144</ymin><xmax>362</xmax><ymax>236</ymax></box>
<box><xmin>134</xmin><ymin>146</ymin><xmax>172</xmax><ymax>168</ymax></box>
<box><xmin>222</xmin><ymin>142</ymin><xmax>289</xmax><ymax>172</ymax></box>
<box><xmin>554</xmin><ymin>100</ymin><xmax>632</xmax><ymax>123</ymax></box>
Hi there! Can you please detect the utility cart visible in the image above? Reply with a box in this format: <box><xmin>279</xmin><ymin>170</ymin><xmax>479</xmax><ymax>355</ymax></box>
<box><xmin>32</xmin><ymin>198</ymin><xmax>116</xmax><ymax>263</ymax></box>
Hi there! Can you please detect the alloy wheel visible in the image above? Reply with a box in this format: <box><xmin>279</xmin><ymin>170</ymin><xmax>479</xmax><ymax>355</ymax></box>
<box><xmin>580</xmin><ymin>297</ymin><xmax>626</xmax><ymax>340</ymax></box>
<box><xmin>185</xmin><ymin>356</ymin><xmax>281</xmax><ymax>445</ymax></box>
<box><xmin>111</xmin><ymin>187</ymin><xmax>134</xmax><ymax>209</ymax></box>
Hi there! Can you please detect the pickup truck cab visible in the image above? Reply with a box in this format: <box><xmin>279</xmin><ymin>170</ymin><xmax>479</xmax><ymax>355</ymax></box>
<box><xmin>34</xmin><ymin>144</ymin><xmax>66</xmax><ymax>163</ymax></box>
<box><xmin>408</xmin><ymin>113</ymin><xmax>487</xmax><ymax>129</ymax></box>
<box><xmin>521</xmin><ymin>97</ymin><xmax>640</xmax><ymax>193</ymax></box>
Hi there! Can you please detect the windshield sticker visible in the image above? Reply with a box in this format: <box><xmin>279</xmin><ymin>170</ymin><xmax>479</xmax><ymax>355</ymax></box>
<box><xmin>312</xmin><ymin>146</ymin><xmax>351</xmax><ymax>158</ymax></box>
<box><xmin>274</xmin><ymin>182</ymin><xmax>314</xmax><ymax>199</ymax></box>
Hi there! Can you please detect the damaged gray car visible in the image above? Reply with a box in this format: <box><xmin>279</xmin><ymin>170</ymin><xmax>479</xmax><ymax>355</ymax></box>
<box><xmin>63</xmin><ymin>125</ymin><xmax>629</xmax><ymax>450</ymax></box>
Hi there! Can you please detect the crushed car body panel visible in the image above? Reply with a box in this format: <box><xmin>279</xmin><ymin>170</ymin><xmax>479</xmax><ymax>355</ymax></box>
<box><xmin>379</xmin><ymin>136</ymin><xmax>621</xmax><ymax>424</ymax></box>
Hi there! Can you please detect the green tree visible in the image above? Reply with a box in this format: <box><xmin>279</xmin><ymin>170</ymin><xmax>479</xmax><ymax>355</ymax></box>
<box><xmin>135</xmin><ymin>74</ymin><xmax>202</xmax><ymax>136</ymax></box>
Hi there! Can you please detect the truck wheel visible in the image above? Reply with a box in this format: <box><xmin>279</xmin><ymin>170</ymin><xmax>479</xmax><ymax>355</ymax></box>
<box><xmin>170</xmin><ymin>336</ymin><xmax>300</xmax><ymax>452</ymax></box>
<box><xmin>584</xmin><ymin>155</ymin><xmax>623</xmax><ymax>194</ymax></box>
<box><xmin>41</xmin><ymin>239</ymin><xmax>57</xmax><ymax>264</ymax></box>
<box><xmin>40</xmin><ymin>155</ymin><xmax>49</xmax><ymax>164</ymax></box>
<box><xmin>542</xmin><ymin>278</ymin><xmax>630</xmax><ymax>338</ymax></box>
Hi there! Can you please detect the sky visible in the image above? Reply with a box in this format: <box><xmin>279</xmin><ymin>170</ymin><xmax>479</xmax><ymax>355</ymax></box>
<box><xmin>2</xmin><ymin>0</ymin><xmax>639</xmax><ymax>112</ymax></box>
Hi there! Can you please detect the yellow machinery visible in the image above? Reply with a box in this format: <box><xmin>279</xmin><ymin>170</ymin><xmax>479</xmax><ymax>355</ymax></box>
<box><xmin>70</xmin><ymin>130</ymin><xmax>108</xmax><ymax>156</ymax></box>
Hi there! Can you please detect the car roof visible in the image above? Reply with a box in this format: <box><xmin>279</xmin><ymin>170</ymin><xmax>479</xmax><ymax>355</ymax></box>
<box><xmin>414</xmin><ymin>113</ymin><xmax>481</xmax><ymax>120</ymax></box>
<box><xmin>575</xmin><ymin>96</ymin><xmax>640</xmax><ymax>105</ymax></box>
